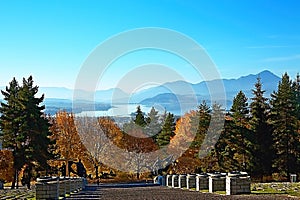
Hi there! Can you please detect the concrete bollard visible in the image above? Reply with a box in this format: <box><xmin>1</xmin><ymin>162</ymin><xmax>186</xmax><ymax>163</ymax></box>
<box><xmin>178</xmin><ymin>174</ymin><xmax>187</xmax><ymax>188</ymax></box>
<box><xmin>35</xmin><ymin>178</ymin><xmax>59</xmax><ymax>200</ymax></box>
<box><xmin>166</xmin><ymin>175</ymin><xmax>172</xmax><ymax>187</ymax></box>
<box><xmin>196</xmin><ymin>174</ymin><xmax>209</xmax><ymax>191</ymax></box>
<box><xmin>172</xmin><ymin>175</ymin><xmax>179</xmax><ymax>188</ymax></box>
<box><xmin>226</xmin><ymin>172</ymin><xmax>251</xmax><ymax>195</ymax></box>
<box><xmin>186</xmin><ymin>174</ymin><xmax>196</xmax><ymax>189</ymax></box>
<box><xmin>208</xmin><ymin>173</ymin><xmax>226</xmax><ymax>193</ymax></box>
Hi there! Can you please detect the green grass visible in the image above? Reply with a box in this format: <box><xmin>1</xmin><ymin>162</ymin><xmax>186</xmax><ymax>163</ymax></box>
<box><xmin>199</xmin><ymin>189</ymin><xmax>209</xmax><ymax>193</ymax></box>
<box><xmin>215</xmin><ymin>190</ymin><xmax>226</xmax><ymax>195</ymax></box>
<box><xmin>251</xmin><ymin>182</ymin><xmax>300</xmax><ymax>197</ymax></box>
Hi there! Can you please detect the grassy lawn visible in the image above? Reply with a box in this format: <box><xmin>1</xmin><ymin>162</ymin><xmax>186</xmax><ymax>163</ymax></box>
<box><xmin>251</xmin><ymin>182</ymin><xmax>300</xmax><ymax>197</ymax></box>
<box><xmin>183</xmin><ymin>182</ymin><xmax>300</xmax><ymax>197</ymax></box>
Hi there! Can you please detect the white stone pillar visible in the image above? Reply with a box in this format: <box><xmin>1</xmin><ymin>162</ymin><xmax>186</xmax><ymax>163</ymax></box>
<box><xmin>179</xmin><ymin>174</ymin><xmax>187</xmax><ymax>188</ymax></box>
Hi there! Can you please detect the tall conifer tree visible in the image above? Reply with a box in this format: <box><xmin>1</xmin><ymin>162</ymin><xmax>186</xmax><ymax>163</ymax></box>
<box><xmin>228</xmin><ymin>91</ymin><xmax>252</xmax><ymax>171</ymax></box>
<box><xmin>156</xmin><ymin>112</ymin><xmax>175</xmax><ymax>147</ymax></box>
<box><xmin>18</xmin><ymin>76</ymin><xmax>52</xmax><ymax>170</ymax></box>
<box><xmin>134</xmin><ymin>105</ymin><xmax>147</xmax><ymax>127</ymax></box>
<box><xmin>145</xmin><ymin>107</ymin><xmax>161</xmax><ymax>138</ymax></box>
<box><xmin>250</xmin><ymin>77</ymin><xmax>273</xmax><ymax>177</ymax></box>
<box><xmin>0</xmin><ymin>78</ymin><xmax>24</xmax><ymax>188</ymax></box>
<box><xmin>191</xmin><ymin>101</ymin><xmax>211</xmax><ymax>150</ymax></box>
<box><xmin>0</xmin><ymin>76</ymin><xmax>52</xmax><ymax>188</ymax></box>
<box><xmin>269</xmin><ymin>73</ymin><xmax>300</xmax><ymax>177</ymax></box>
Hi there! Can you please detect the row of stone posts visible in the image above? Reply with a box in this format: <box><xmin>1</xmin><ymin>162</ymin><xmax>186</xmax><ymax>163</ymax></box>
<box><xmin>35</xmin><ymin>177</ymin><xmax>86</xmax><ymax>200</ymax></box>
<box><xmin>159</xmin><ymin>172</ymin><xmax>250</xmax><ymax>195</ymax></box>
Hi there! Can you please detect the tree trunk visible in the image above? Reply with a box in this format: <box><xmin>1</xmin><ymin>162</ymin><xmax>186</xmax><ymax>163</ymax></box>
<box><xmin>11</xmin><ymin>169</ymin><xmax>17</xmax><ymax>189</ymax></box>
<box><xmin>95</xmin><ymin>165</ymin><xmax>99</xmax><ymax>179</ymax></box>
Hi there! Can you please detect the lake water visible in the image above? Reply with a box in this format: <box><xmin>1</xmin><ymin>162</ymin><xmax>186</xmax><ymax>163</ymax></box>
<box><xmin>76</xmin><ymin>104</ymin><xmax>155</xmax><ymax>117</ymax></box>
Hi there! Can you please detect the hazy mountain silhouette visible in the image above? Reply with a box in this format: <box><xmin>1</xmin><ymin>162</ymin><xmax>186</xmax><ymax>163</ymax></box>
<box><xmin>0</xmin><ymin>70</ymin><xmax>281</xmax><ymax>115</ymax></box>
<box><xmin>138</xmin><ymin>70</ymin><xmax>280</xmax><ymax>110</ymax></box>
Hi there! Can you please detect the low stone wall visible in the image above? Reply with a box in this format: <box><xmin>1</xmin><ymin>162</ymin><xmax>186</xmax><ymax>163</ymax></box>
<box><xmin>156</xmin><ymin>172</ymin><xmax>251</xmax><ymax>195</ymax></box>
<box><xmin>166</xmin><ymin>175</ymin><xmax>172</xmax><ymax>187</ymax></box>
<box><xmin>172</xmin><ymin>175</ymin><xmax>179</xmax><ymax>188</ymax></box>
<box><xmin>186</xmin><ymin>174</ymin><xmax>196</xmax><ymax>189</ymax></box>
<box><xmin>36</xmin><ymin>177</ymin><xmax>85</xmax><ymax>200</ymax></box>
<box><xmin>179</xmin><ymin>174</ymin><xmax>187</xmax><ymax>188</ymax></box>
<box><xmin>226</xmin><ymin>173</ymin><xmax>251</xmax><ymax>195</ymax></box>
<box><xmin>36</xmin><ymin>178</ymin><xmax>59</xmax><ymax>199</ymax></box>
<box><xmin>196</xmin><ymin>174</ymin><xmax>209</xmax><ymax>191</ymax></box>
<box><xmin>208</xmin><ymin>173</ymin><xmax>226</xmax><ymax>193</ymax></box>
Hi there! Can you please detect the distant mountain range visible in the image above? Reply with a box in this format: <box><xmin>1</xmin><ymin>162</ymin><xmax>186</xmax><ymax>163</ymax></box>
<box><xmin>133</xmin><ymin>70</ymin><xmax>280</xmax><ymax>112</ymax></box>
<box><xmin>0</xmin><ymin>70</ymin><xmax>281</xmax><ymax>115</ymax></box>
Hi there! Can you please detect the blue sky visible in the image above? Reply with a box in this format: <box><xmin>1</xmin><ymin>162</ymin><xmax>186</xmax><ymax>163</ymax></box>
<box><xmin>0</xmin><ymin>0</ymin><xmax>299</xmax><ymax>92</ymax></box>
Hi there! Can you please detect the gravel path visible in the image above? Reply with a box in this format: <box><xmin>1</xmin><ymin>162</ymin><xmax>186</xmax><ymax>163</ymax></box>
<box><xmin>99</xmin><ymin>186</ymin><xmax>298</xmax><ymax>200</ymax></box>
<box><xmin>66</xmin><ymin>184</ymin><xmax>300</xmax><ymax>200</ymax></box>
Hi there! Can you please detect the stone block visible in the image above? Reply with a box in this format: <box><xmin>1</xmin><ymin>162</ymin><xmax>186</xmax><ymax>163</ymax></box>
<box><xmin>196</xmin><ymin>174</ymin><xmax>209</xmax><ymax>191</ymax></box>
<box><xmin>179</xmin><ymin>174</ymin><xmax>187</xmax><ymax>188</ymax></box>
<box><xmin>226</xmin><ymin>175</ymin><xmax>251</xmax><ymax>195</ymax></box>
<box><xmin>186</xmin><ymin>174</ymin><xmax>196</xmax><ymax>189</ymax></box>
<box><xmin>172</xmin><ymin>175</ymin><xmax>179</xmax><ymax>188</ymax></box>
<box><xmin>166</xmin><ymin>175</ymin><xmax>172</xmax><ymax>187</ymax></box>
<box><xmin>209</xmin><ymin>175</ymin><xmax>226</xmax><ymax>193</ymax></box>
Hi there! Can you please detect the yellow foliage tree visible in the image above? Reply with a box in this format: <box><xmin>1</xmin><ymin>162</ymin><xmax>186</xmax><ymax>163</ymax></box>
<box><xmin>168</xmin><ymin>111</ymin><xmax>200</xmax><ymax>174</ymax></box>
<box><xmin>0</xmin><ymin>150</ymin><xmax>14</xmax><ymax>182</ymax></box>
<box><xmin>49</xmin><ymin>111</ymin><xmax>93</xmax><ymax>177</ymax></box>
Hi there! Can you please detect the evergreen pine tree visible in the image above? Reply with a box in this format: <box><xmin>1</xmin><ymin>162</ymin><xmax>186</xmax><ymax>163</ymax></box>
<box><xmin>18</xmin><ymin>76</ymin><xmax>52</xmax><ymax>171</ymax></box>
<box><xmin>0</xmin><ymin>78</ymin><xmax>25</xmax><ymax>188</ymax></box>
<box><xmin>228</xmin><ymin>91</ymin><xmax>253</xmax><ymax>171</ymax></box>
<box><xmin>199</xmin><ymin>103</ymin><xmax>225</xmax><ymax>171</ymax></box>
<box><xmin>145</xmin><ymin>107</ymin><xmax>161</xmax><ymax>138</ymax></box>
<box><xmin>0</xmin><ymin>76</ymin><xmax>52</xmax><ymax>188</ymax></box>
<box><xmin>230</xmin><ymin>90</ymin><xmax>249</xmax><ymax>120</ymax></box>
<box><xmin>156</xmin><ymin>112</ymin><xmax>175</xmax><ymax>147</ymax></box>
<box><xmin>269</xmin><ymin>73</ymin><xmax>300</xmax><ymax>178</ymax></box>
<box><xmin>191</xmin><ymin>101</ymin><xmax>211</xmax><ymax>150</ymax></box>
<box><xmin>250</xmin><ymin>77</ymin><xmax>273</xmax><ymax>177</ymax></box>
<box><xmin>293</xmin><ymin>73</ymin><xmax>300</xmax><ymax>120</ymax></box>
<box><xmin>134</xmin><ymin>105</ymin><xmax>146</xmax><ymax>127</ymax></box>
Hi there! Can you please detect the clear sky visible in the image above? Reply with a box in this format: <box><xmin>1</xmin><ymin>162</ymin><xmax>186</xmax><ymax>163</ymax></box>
<box><xmin>0</xmin><ymin>0</ymin><xmax>299</xmax><ymax>92</ymax></box>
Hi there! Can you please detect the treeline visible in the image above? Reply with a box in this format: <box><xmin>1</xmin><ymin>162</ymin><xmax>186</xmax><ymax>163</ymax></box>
<box><xmin>0</xmin><ymin>72</ymin><xmax>299</xmax><ymax>187</ymax></box>
<box><xmin>171</xmin><ymin>72</ymin><xmax>300</xmax><ymax>181</ymax></box>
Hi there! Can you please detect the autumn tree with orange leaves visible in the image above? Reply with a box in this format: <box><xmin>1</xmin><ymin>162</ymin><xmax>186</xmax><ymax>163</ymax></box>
<box><xmin>49</xmin><ymin>111</ymin><xmax>93</xmax><ymax>177</ymax></box>
<box><xmin>75</xmin><ymin>116</ymin><xmax>124</xmax><ymax>179</ymax></box>
<box><xmin>0</xmin><ymin>150</ymin><xmax>14</xmax><ymax>182</ymax></box>
<box><xmin>122</xmin><ymin>128</ymin><xmax>158</xmax><ymax>179</ymax></box>
<box><xmin>168</xmin><ymin>110</ymin><xmax>200</xmax><ymax>174</ymax></box>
